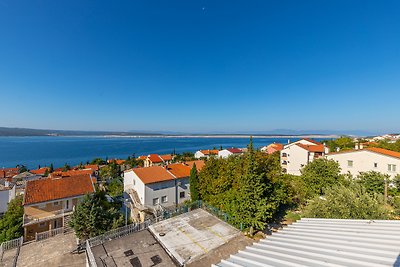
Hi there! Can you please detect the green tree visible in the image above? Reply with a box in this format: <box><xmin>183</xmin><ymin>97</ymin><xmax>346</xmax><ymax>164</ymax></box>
<box><xmin>91</xmin><ymin>158</ymin><xmax>106</xmax><ymax>165</ymax></box>
<box><xmin>16</xmin><ymin>165</ymin><xmax>28</xmax><ymax>173</ymax></box>
<box><xmin>304</xmin><ymin>183</ymin><xmax>389</xmax><ymax>219</ymax></box>
<box><xmin>69</xmin><ymin>191</ymin><xmax>124</xmax><ymax>239</ymax></box>
<box><xmin>62</xmin><ymin>163</ymin><xmax>71</xmax><ymax>172</ymax></box>
<box><xmin>393</xmin><ymin>175</ymin><xmax>400</xmax><ymax>191</ymax></box>
<box><xmin>49</xmin><ymin>163</ymin><xmax>54</xmax><ymax>173</ymax></box>
<box><xmin>235</xmin><ymin>137</ymin><xmax>271</xmax><ymax>235</ymax></box>
<box><xmin>301</xmin><ymin>158</ymin><xmax>343</xmax><ymax>198</ymax></box>
<box><xmin>99</xmin><ymin>162</ymin><xmax>120</xmax><ymax>181</ymax></box>
<box><xmin>189</xmin><ymin>163</ymin><xmax>200</xmax><ymax>201</ymax></box>
<box><xmin>107</xmin><ymin>178</ymin><xmax>123</xmax><ymax>197</ymax></box>
<box><xmin>43</xmin><ymin>168</ymin><xmax>49</xmax><ymax>177</ymax></box>
<box><xmin>324</xmin><ymin>136</ymin><xmax>355</xmax><ymax>152</ymax></box>
<box><xmin>356</xmin><ymin>171</ymin><xmax>386</xmax><ymax>195</ymax></box>
<box><xmin>0</xmin><ymin>196</ymin><xmax>24</xmax><ymax>242</ymax></box>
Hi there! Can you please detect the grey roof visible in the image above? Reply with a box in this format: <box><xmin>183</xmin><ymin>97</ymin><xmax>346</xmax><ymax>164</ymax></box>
<box><xmin>213</xmin><ymin>218</ymin><xmax>400</xmax><ymax>267</ymax></box>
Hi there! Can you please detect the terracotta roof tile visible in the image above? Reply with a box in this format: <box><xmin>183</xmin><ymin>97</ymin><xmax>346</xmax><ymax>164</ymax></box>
<box><xmin>50</xmin><ymin>169</ymin><xmax>94</xmax><ymax>178</ymax></box>
<box><xmin>366</xmin><ymin>147</ymin><xmax>400</xmax><ymax>159</ymax></box>
<box><xmin>296</xmin><ymin>143</ymin><xmax>325</xmax><ymax>152</ymax></box>
<box><xmin>24</xmin><ymin>174</ymin><xmax>95</xmax><ymax>205</ymax></box>
<box><xmin>167</xmin><ymin>163</ymin><xmax>191</xmax><ymax>178</ymax></box>
<box><xmin>148</xmin><ymin>154</ymin><xmax>163</xmax><ymax>163</ymax></box>
<box><xmin>160</xmin><ymin>154</ymin><xmax>173</xmax><ymax>161</ymax></box>
<box><xmin>227</xmin><ymin>148</ymin><xmax>243</xmax><ymax>154</ymax></box>
<box><xmin>184</xmin><ymin>160</ymin><xmax>205</xmax><ymax>171</ymax></box>
<box><xmin>132</xmin><ymin>166</ymin><xmax>174</xmax><ymax>184</ymax></box>
<box><xmin>30</xmin><ymin>167</ymin><xmax>50</xmax><ymax>175</ymax></box>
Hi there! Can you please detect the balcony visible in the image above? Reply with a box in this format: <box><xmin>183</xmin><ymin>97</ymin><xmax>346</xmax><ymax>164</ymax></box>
<box><xmin>23</xmin><ymin>208</ymin><xmax>73</xmax><ymax>226</ymax></box>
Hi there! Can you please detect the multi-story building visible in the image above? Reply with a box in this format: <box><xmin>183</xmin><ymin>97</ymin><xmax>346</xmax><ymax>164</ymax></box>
<box><xmin>124</xmin><ymin>164</ymin><xmax>190</xmax><ymax>221</ymax></box>
<box><xmin>326</xmin><ymin>147</ymin><xmax>400</xmax><ymax>178</ymax></box>
<box><xmin>281</xmin><ymin>139</ymin><xmax>326</xmax><ymax>175</ymax></box>
<box><xmin>22</xmin><ymin>174</ymin><xmax>95</xmax><ymax>241</ymax></box>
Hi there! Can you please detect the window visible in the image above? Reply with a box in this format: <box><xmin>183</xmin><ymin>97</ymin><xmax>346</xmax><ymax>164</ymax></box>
<box><xmin>39</xmin><ymin>222</ymin><xmax>46</xmax><ymax>228</ymax></box>
<box><xmin>374</xmin><ymin>163</ymin><xmax>378</xmax><ymax>168</ymax></box>
<box><xmin>282</xmin><ymin>153</ymin><xmax>287</xmax><ymax>157</ymax></box>
<box><xmin>161</xmin><ymin>196</ymin><xmax>168</xmax><ymax>203</ymax></box>
<box><xmin>388</xmin><ymin>164</ymin><xmax>397</xmax><ymax>172</ymax></box>
<box><xmin>53</xmin><ymin>201</ymin><xmax>59</xmax><ymax>206</ymax></box>
<box><xmin>347</xmin><ymin>160</ymin><xmax>353</xmax><ymax>167</ymax></box>
<box><xmin>179</xmin><ymin>192</ymin><xmax>185</xmax><ymax>199</ymax></box>
<box><xmin>153</xmin><ymin>198</ymin><xmax>159</xmax><ymax>206</ymax></box>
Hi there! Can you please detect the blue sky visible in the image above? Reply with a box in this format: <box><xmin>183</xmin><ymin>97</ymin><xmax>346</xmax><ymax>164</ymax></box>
<box><xmin>0</xmin><ymin>0</ymin><xmax>399</xmax><ymax>133</ymax></box>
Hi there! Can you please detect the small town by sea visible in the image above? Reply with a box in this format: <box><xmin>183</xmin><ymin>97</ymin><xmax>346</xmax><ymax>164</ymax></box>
<box><xmin>0</xmin><ymin>136</ymin><xmax>329</xmax><ymax>169</ymax></box>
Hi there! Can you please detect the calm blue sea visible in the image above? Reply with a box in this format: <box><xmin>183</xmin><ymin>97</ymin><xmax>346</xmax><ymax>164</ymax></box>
<box><xmin>0</xmin><ymin>136</ymin><xmax>327</xmax><ymax>169</ymax></box>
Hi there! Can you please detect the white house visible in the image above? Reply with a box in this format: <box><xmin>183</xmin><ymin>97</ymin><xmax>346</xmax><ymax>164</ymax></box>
<box><xmin>194</xmin><ymin>149</ymin><xmax>219</xmax><ymax>159</ymax></box>
<box><xmin>0</xmin><ymin>181</ymin><xmax>16</xmax><ymax>215</ymax></box>
<box><xmin>326</xmin><ymin>147</ymin><xmax>400</xmax><ymax>178</ymax></box>
<box><xmin>281</xmin><ymin>139</ymin><xmax>326</xmax><ymax>175</ymax></box>
<box><xmin>218</xmin><ymin>148</ymin><xmax>243</xmax><ymax>159</ymax></box>
<box><xmin>124</xmin><ymin>164</ymin><xmax>191</xmax><ymax>221</ymax></box>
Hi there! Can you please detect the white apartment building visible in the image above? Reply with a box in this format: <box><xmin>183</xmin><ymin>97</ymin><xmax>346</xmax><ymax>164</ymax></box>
<box><xmin>281</xmin><ymin>139</ymin><xmax>326</xmax><ymax>175</ymax></box>
<box><xmin>326</xmin><ymin>147</ymin><xmax>400</xmax><ymax>178</ymax></box>
<box><xmin>218</xmin><ymin>148</ymin><xmax>243</xmax><ymax>159</ymax></box>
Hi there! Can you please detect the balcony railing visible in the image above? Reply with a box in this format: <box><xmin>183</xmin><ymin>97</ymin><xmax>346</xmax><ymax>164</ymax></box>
<box><xmin>23</xmin><ymin>209</ymin><xmax>72</xmax><ymax>226</ymax></box>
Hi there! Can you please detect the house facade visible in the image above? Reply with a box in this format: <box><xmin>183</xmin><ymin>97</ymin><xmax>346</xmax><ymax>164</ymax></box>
<box><xmin>326</xmin><ymin>147</ymin><xmax>400</xmax><ymax>178</ymax></box>
<box><xmin>143</xmin><ymin>154</ymin><xmax>174</xmax><ymax>167</ymax></box>
<box><xmin>0</xmin><ymin>181</ymin><xmax>16</xmax><ymax>215</ymax></box>
<box><xmin>218</xmin><ymin>148</ymin><xmax>243</xmax><ymax>159</ymax></box>
<box><xmin>124</xmin><ymin>165</ymin><xmax>190</xmax><ymax>222</ymax></box>
<box><xmin>194</xmin><ymin>149</ymin><xmax>218</xmax><ymax>159</ymax></box>
<box><xmin>281</xmin><ymin>139</ymin><xmax>326</xmax><ymax>175</ymax></box>
<box><xmin>23</xmin><ymin>174</ymin><xmax>95</xmax><ymax>241</ymax></box>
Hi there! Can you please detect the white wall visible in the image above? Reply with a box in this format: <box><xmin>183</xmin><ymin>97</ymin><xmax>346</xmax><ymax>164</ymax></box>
<box><xmin>326</xmin><ymin>150</ymin><xmax>400</xmax><ymax>178</ymax></box>
<box><xmin>194</xmin><ymin>151</ymin><xmax>205</xmax><ymax>159</ymax></box>
<box><xmin>124</xmin><ymin>170</ymin><xmax>190</xmax><ymax>207</ymax></box>
<box><xmin>218</xmin><ymin>150</ymin><xmax>233</xmax><ymax>159</ymax></box>
<box><xmin>0</xmin><ymin>185</ymin><xmax>16</xmax><ymax>214</ymax></box>
<box><xmin>281</xmin><ymin>145</ymin><xmax>310</xmax><ymax>175</ymax></box>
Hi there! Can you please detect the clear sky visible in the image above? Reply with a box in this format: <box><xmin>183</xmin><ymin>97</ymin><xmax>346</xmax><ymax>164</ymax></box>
<box><xmin>0</xmin><ymin>0</ymin><xmax>399</xmax><ymax>133</ymax></box>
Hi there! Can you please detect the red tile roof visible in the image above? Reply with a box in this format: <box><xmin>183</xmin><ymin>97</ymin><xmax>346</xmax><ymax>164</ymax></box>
<box><xmin>0</xmin><ymin>168</ymin><xmax>19</xmax><ymax>178</ymax></box>
<box><xmin>138</xmin><ymin>156</ymin><xmax>147</xmax><ymax>160</ymax></box>
<box><xmin>24</xmin><ymin>174</ymin><xmax>95</xmax><ymax>205</ymax></box>
<box><xmin>184</xmin><ymin>160</ymin><xmax>205</xmax><ymax>171</ymax></box>
<box><xmin>160</xmin><ymin>154</ymin><xmax>173</xmax><ymax>161</ymax></box>
<box><xmin>296</xmin><ymin>143</ymin><xmax>325</xmax><ymax>153</ymax></box>
<box><xmin>227</xmin><ymin>148</ymin><xmax>243</xmax><ymax>154</ymax></box>
<box><xmin>84</xmin><ymin>164</ymin><xmax>99</xmax><ymax>171</ymax></box>
<box><xmin>50</xmin><ymin>169</ymin><xmax>94</xmax><ymax>178</ymax></box>
<box><xmin>366</xmin><ymin>147</ymin><xmax>400</xmax><ymax>159</ymax></box>
<box><xmin>303</xmin><ymin>138</ymin><xmax>322</xmax><ymax>146</ymax></box>
<box><xmin>167</xmin><ymin>163</ymin><xmax>191</xmax><ymax>178</ymax></box>
<box><xmin>131</xmin><ymin>166</ymin><xmax>174</xmax><ymax>184</ymax></box>
<box><xmin>30</xmin><ymin>167</ymin><xmax>50</xmax><ymax>175</ymax></box>
<box><xmin>200</xmin><ymin>149</ymin><xmax>219</xmax><ymax>155</ymax></box>
<box><xmin>148</xmin><ymin>154</ymin><xmax>163</xmax><ymax>163</ymax></box>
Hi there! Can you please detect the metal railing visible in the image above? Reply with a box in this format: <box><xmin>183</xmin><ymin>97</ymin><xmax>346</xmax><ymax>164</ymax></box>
<box><xmin>35</xmin><ymin>227</ymin><xmax>64</xmax><ymax>241</ymax></box>
<box><xmin>0</xmin><ymin>236</ymin><xmax>23</xmax><ymax>262</ymax></box>
<box><xmin>86</xmin><ymin>220</ymin><xmax>151</xmax><ymax>248</ymax></box>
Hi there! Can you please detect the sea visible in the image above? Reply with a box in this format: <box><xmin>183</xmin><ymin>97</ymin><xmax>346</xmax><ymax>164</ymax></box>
<box><xmin>0</xmin><ymin>136</ymin><xmax>330</xmax><ymax>169</ymax></box>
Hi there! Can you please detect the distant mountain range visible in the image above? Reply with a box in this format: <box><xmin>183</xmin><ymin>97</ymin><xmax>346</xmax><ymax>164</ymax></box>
<box><xmin>0</xmin><ymin>127</ymin><xmax>379</xmax><ymax>137</ymax></box>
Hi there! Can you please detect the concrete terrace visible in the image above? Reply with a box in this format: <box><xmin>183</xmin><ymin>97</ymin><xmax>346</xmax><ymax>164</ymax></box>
<box><xmin>149</xmin><ymin>209</ymin><xmax>244</xmax><ymax>266</ymax></box>
<box><xmin>16</xmin><ymin>232</ymin><xmax>85</xmax><ymax>267</ymax></box>
<box><xmin>90</xmin><ymin>229</ymin><xmax>175</xmax><ymax>267</ymax></box>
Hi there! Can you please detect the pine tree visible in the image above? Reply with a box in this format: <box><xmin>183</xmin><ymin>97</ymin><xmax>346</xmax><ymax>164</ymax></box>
<box><xmin>49</xmin><ymin>163</ymin><xmax>54</xmax><ymax>173</ymax></box>
<box><xmin>236</xmin><ymin>136</ymin><xmax>269</xmax><ymax>235</ymax></box>
<box><xmin>190</xmin><ymin>163</ymin><xmax>200</xmax><ymax>201</ymax></box>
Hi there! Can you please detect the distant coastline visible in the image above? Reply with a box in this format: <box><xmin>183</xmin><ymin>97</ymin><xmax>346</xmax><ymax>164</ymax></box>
<box><xmin>0</xmin><ymin>126</ymin><xmax>343</xmax><ymax>138</ymax></box>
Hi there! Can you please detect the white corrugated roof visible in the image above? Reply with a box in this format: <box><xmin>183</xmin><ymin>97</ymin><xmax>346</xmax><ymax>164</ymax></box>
<box><xmin>213</xmin><ymin>218</ymin><xmax>400</xmax><ymax>267</ymax></box>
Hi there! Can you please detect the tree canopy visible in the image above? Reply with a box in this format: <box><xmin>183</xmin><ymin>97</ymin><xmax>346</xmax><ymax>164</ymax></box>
<box><xmin>0</xmin><ymin>196</ymin><xmax>23</xmax><ymax>242</ymax></box>
<box><xmin>69</xmin><ymin>191</ymin><xmax>124</xmax><ymax>239</ymax></box>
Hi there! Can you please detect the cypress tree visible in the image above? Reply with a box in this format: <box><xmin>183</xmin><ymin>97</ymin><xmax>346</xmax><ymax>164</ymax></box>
<box><xmin>190</xmin><ymin>163</ymin><xmax>200</xmax><ymax>201</ymax></box>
